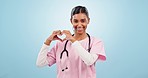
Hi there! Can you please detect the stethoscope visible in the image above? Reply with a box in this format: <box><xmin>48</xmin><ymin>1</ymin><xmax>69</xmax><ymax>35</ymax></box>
<box><xmin>60</xmin><ymin>33</ymin><xmax>91</xmax><ymax>72</ymax></box>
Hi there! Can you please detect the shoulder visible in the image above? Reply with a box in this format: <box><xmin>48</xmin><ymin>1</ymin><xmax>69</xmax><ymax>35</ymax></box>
<box><xmin>90</xmin><ymin>36</ymin><xmax>103</xmax><ymax>43</ymax></box>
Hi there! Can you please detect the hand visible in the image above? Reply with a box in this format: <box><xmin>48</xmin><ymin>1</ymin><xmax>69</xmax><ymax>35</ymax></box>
<box><xmin>48</xmin><ymin>30</ymin><xmax>63</xmax><ymax>41</ymax></box>
<box><xmin>62</xmin><ymin>30</ymin><xmax>76</xmax><ymax>43</ymax></box>
<box><xmin>44</xmin><ymin>30</ymin><xmax>62</xmax><ymax>45</ymax></box>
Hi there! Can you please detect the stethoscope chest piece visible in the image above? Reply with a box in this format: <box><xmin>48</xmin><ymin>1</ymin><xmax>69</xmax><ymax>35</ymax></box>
<box><xmin>60</xmin><ymin>42</ymin><xmax>70</xmax><ymax>72</ymax></box>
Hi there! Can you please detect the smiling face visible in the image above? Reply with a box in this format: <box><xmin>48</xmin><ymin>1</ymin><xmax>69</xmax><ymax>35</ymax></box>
<box><xmin>71</xmin><ymin>13</ymin><xmax>90</xmax><ymax>35</ymax></box>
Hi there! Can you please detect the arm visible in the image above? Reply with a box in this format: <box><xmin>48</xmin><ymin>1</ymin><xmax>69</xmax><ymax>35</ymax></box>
<box><xmin>36</xmin><ymin>44</ymin><xmax>50</xmax><ymax>67</ymax></box>
<box><xmin>62</xmin><ymin>30</ymin><xmax>106</xmax><ymax>66</ymax></box>
<box><xmin>62</xmin><ymin>30</ymin><xmax>98</xmax><ymax>66</ymax></box>
<box><xmin>72</xmin><ymin>41</ymin><xmax>98</xmax><ymax>66</ymax></box>
<box><xmin>36</xmin><ymin>30</ymin><xmax>62</xmax><ymax>67</ymax></box>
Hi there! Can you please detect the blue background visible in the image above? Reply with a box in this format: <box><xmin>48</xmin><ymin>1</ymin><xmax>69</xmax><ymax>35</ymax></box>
<box><xmin>0</xmin><ymin>0</ymin><xmax>148</xmax><ymax>78</ymax></box>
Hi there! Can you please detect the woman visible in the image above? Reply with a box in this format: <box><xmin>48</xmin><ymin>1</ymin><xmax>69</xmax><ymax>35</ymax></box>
<box><xmin>36</xmin><ymin>6</ymin><xmax>106</xmax><ymax>78</ymax></box>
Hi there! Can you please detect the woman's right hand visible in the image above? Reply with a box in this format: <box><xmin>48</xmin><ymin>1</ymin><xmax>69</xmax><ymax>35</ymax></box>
<box><xmin>44</xmin><ymin>30</ymin><xmax>62</xmax><ymax>45</ymax></box>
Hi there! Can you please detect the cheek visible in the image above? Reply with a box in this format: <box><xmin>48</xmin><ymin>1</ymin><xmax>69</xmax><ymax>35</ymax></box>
<box><xmin>73</xmin><ymin>26</ymin><xmax>77</xmax><ymax>30</ymax></box>
<box><xmin>73</xmin><ymin>25</ymin><xmax>87</xmax><ymax>30</ymax></box>
<box><xmin>72</xmin><ymin>22</ymin><xmax>77</xmax><ymax>28</ymax></box>
<box><xmin>83</xmin><ymin>26</ymin><xmax>87</xmax><ymax>30</ymax></box>
<box><xmin>72</xmin><ymin>22</ymin><xmax>87</xmax><ymax>30</ymax></box>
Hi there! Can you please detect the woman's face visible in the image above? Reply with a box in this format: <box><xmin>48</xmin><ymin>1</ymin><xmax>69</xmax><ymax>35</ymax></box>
<box><xmin>71</xmin><ymin>13</ymin><xmax>90</xmax><ymax>35</ymax></box>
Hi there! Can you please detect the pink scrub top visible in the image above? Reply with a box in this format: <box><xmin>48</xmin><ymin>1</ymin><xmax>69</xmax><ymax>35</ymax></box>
<box><xmin>47</xmin><ymin>36</ymin><xmax>106</xmax><ymax>78</ymax></box>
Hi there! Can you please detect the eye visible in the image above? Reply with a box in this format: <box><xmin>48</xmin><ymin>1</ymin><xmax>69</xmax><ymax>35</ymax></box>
<box><xmin>81</xmin><ymin>19</ymin><xmax>86</xmax><ymax>23</ymax></box>
<box><xmin>73</xmin><ymin>19</ymin><xmax>78</xmax><ymax>23</ymax></box>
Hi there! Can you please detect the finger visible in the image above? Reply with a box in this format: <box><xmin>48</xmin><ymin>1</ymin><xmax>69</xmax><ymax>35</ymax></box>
<box><xmin>62</xmin><ymin>30</ymin><xmax>69</xmax><ymax>35</ymax></box>
<box><xmin>62</xmin><ymin>38</ymin><xmax>67</xmax><ymax>41</ymax></box>
<box><xmin>53</xmin><ymin>36</ymin><xmax>60</xmax><ymax>40</ymax></box>
<box><xmin>56</xmin><ymin>30</ymin><xmax>62</xmax><ymax>35</ymax></box>
<box><xmin>56</xmin><ymin>38</ymin><xmax>63</xmax><ymax>42</ymax></box>
<box><xmin>62</xmin><ymin>30</ymin><xmax>68</xmax><ymax>33</ymax></box>
<box><xmin>47</xmin><ymin>35</ymin><xmax>55</xmax><ymax>41</ymax></box>
<box><xmin>53</xmin><ymin>30</ymin><xmax>60</xmax><ymax>34</ymax></box>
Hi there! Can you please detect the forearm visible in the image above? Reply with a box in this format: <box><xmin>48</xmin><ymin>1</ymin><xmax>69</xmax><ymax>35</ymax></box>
<box><xmin>72</xmin><ymin>41</ymin><xmax>98</xmax><ymax>66</ymax></box>
<box><xmin>36</xmin><ymin>44</ymin><xmax>49</xmax><ymax>67</ymax></box>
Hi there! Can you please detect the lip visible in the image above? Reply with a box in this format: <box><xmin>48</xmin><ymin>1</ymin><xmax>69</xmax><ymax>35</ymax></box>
<box><xmin>77</xmin><ymin>28</ymin><xmax>83</xmax><ymax>30</ymax></box>
<box><xmin>77</xmin><ymin>30</ymin><xmax>83</xmax><ymax>32</ymax></box>
<box><xmin>75</xmin><ymin>27</ymin><xmax>84</xmax><ymax>32</ymax></box>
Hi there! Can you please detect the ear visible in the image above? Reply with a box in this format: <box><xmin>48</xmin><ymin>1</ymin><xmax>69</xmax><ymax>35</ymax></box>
<box><xmin>70</xmin><ymin>19</ymin><xmax>73</xmax><ymax>24</ymax></box>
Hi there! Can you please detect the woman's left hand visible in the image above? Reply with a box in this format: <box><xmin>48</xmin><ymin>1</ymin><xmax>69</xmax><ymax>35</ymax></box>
<box><xmin>62</xmin><ymin>30</ymin><xmax>76</xmax><ymax>43</ymax></box>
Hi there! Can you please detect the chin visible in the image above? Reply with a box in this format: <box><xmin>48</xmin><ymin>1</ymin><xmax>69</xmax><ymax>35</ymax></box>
<box><xmin>77</xmin><ymin>33</ymin><xmax>83</xmax><ymax>35</ymax></box>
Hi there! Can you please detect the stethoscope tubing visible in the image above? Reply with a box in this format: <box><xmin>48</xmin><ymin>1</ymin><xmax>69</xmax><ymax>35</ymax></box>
<box><xmin>60</xmin><ymin>33</ymin><xmax>91</xmax><ymax>59</ymax></box>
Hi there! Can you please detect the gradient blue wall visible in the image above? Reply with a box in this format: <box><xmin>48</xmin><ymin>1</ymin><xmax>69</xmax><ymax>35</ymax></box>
<box><xmin>0</xmin><ymin>0</ymin><xmax>148</xmax><ymax>78</ymax></box>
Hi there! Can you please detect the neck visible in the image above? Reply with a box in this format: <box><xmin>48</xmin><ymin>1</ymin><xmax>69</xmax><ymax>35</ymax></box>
<box><xmin>74</xmin><ymin>33</ymin><xmax>87</xmax><ymax>41</ymax></box>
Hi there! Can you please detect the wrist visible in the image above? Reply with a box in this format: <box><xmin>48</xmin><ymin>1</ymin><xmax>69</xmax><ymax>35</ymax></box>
<box><xmin>70</xmin><ymin>38</ymin><xmax>76</xmax><ymax>43</ymax></box>
<box><xmin>44</xmin><ymin>40</ymin><xmax>52</xmax><ymax>46</ymax></box>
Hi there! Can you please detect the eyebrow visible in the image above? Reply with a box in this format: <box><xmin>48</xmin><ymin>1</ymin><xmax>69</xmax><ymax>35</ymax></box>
<box><xmin>81</xmin><ymin>18</ymin><xmax>86</xmax><ymax>20</ymax></box>
<box><xmin>73</xmin><ymin>18</ymin><xmax>86</xmax><ymax>20</ymax></box>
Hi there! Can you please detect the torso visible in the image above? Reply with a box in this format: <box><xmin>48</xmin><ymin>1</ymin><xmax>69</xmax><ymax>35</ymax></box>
<box><xmin>55</xmin><ymin>36</ymin><xmax>97</xmax><ymax>78</ymax></box>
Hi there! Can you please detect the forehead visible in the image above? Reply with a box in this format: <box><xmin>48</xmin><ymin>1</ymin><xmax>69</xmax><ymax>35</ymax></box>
<box><xmin>72</xmin><ymin>13</ymin><xmax>88</xmax><ymax>19</ymax></box>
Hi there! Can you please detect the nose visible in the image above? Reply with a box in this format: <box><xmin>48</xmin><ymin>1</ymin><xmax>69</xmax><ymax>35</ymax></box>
<box><xmin>77</xmin><ymin>22</ymin><xmax>83</xmax><ymax>28</ymax></box>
